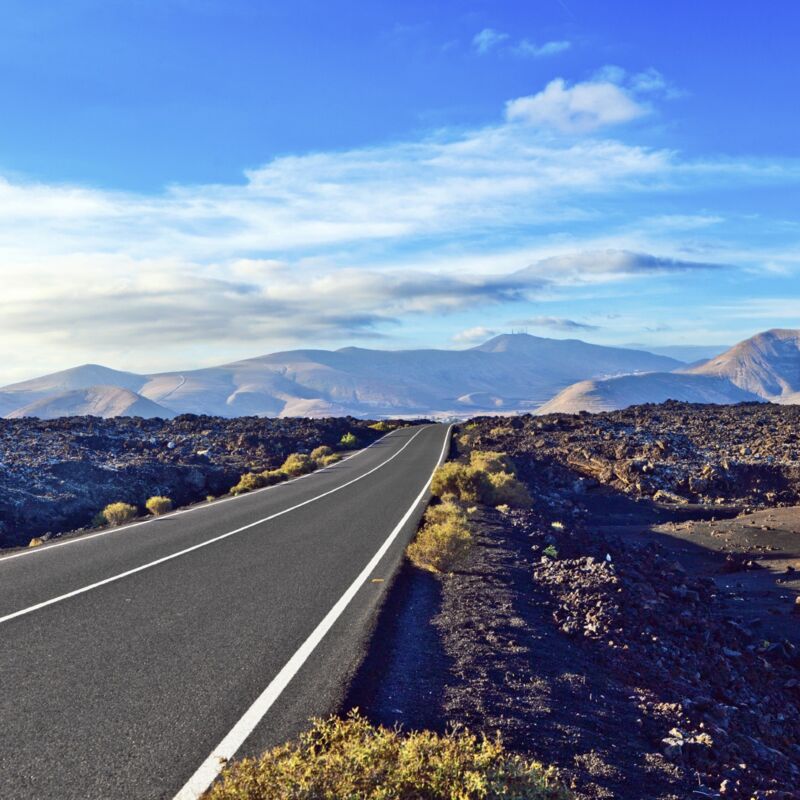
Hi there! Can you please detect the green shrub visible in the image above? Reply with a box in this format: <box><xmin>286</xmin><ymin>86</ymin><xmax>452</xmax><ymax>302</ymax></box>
<box><xmin>469</xmin><ymin>450</ymin><xmax>515</xmax><ymax>475</ymax></box>
<box><xmin>486</xmin><ymin>471</ymin><xmax>532</xmax><ymax>508</ymax></box>
<box><xmin>407</xmin><ymin>501</ymin><xmax>472</xmax><ymax>573</ymax></box>
<box><xmin>145</xmin><ymin>496</ymin><xmax>173</xmax><ymax>516</ymax></box>
<box><xmin>542</xmin><ymin>545</ymin><xmax>559</xmax><ymax>560</ymax></box>
<box><xmin>340</xmin><ymin>432</ymin><xmax>358</xmax><ymax>449</ymax></box>
<box><xmin>204</xmin><ymin>711</ymin><xmax>568</xmax><ymax>800</ymax></box>
<box><xmin>310</xmin><ymin>445</ymin><xmax>333</xmax><ymax>463</ymax></box>
<box><xmin>281</xmin><ymin>453</ymin><xmax>314</xmax><ymax>476</ymax></box>
<box><xmin>231</xmin><ymin>472</ymin><xmax>266</xmax><ymax>495</ymax></box>
<box><xmin>430</xmin><ymin>462</ymin><xmax>492</xmax><ymax>504</ymax></box>
<box><xmin>101</xmin><ymin>502</ymin><xmax>138</xmax><ymax>526</ymax></box>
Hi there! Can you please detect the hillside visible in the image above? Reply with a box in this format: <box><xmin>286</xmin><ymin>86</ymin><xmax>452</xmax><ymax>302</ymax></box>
<box><xmin>6</xmin><ymin>386</ymin><xmax>174</xmax><ymax>420</ymax></box>
<box><xmin>0</xmin><ymin>334</ymin><xmax>680</xmax><ymax>419</ymax></box>
<box><xmin>537</xmin><ymin>373</ymin><xmax>762</xmax><ymax>414</ymax></box>
<box><xmin>540</xmin><ymin>329</ymin><xmax>800</xmax><ymax>413</ymax></box>
<box><xmin>686</xmin><ymin>328</ymin><xmax>800</xmax><ymax>402</ymax></box>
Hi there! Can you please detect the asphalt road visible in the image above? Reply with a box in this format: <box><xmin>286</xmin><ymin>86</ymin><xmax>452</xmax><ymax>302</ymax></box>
<box><xmin>0</xmin><ymin>422</ymin><xmax>451</xmax><ymax>800</ymax></box>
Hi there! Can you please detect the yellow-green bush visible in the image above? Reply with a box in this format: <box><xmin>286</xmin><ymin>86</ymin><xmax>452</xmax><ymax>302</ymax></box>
<box><xmin>231</xmin><ymin>472</ymin><xmax>266</xmax><ymax>495</ymax></box>
<box><xmin>407</xmin><ymin>501</ymin><xmax>472</xmax><ymax>573</ymax></box>
<box><xmin>340</xmin><ymin>432</ymin><xmax>358</xmax><ymax>449</ymax></box>
<box><xmin>430</xmin><ymin>462</ymin><xmax>491</xmax><ymax>504</ymax></box>
<box><xmin>101</xmin><ymin>502</ymin><xmax>138</xmax><ymax>526</ymax></box>
<box><xmin>310</xmin><ymin>445</ymin><xmax>333</xmax><ymax>463</ymax></box>
<box><xmin>260</xmin><ymin>469</ymin><xmax>287</xmax><ymax>486</ymax></box>
<box><xmin>145</xmin><ymin>496</ymin><xmax>173</xmax><ymax>516</ymax></box>
<box><xmin>28</xmin><ymin>537</ymin><xmax>44</xmax><ymax>548</ymax></box>
<box><xmin>469</xmin><ymin>450</ymin><xmax>515</xmax><ymax>475</ymax></box>
<box><xmin>486</xmin><ymin>471</ymin><xmax>532</xmax><ymax>508</ymax></box>
<box><xmin>281</xmin><ymin>453</ymin><xmax>313</xmax><ymax>476</ymax></box>
<box><xmin>203</xmin><ymin>711</ymin><xmax>568</xmax><ymax>800</ymax></box>
<box><xmin>490</xmin><ymin>426</ymin><xmax>513</xmax><ymax>438</ymax></box>
<box><xmin>320</xmin><ymin>453</ymin><xmax>341</xmax><ymax>466</ymax></box>
<box><xmin>368</xmin><ymin>420</ymin><xmax>396</xmax><ymax>431</ymax></box>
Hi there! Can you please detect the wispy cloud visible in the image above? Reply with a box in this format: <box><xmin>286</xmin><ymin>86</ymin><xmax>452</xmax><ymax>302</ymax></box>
<box><xmin>509</xmin><ymin>316</ymin><xmax>599</xmax><ymax>331</ymax></box>
<box><xmin>453</xmin><ymin>326</ymin><xmax>497</xmax><ymax>343</ymax></box>
<box><xmin>472</xmin><ymin>27</ymin><xmax>509</xmax><ymax>54</ymax></box>
<box><xmin>512</xmin><ymin>39</ymin><xmax>571</xmax><ymax>58</ymax></box>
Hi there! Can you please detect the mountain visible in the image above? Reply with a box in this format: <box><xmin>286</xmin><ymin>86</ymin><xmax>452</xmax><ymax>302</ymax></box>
<box><xmin>685</xmin><ymin>329</ymin><xmax>800</xmax><ymax>402</ymax></box>
<box><xmin>537</xmin><ymin>373</ymin><xmax>762</xmax><ymax>415</ymax></box>
<box><xmin>539</xmin><ymin>329</ymin><xmax>800</xmax><ymax>414</ymax></box>
<box><xmin>0</xmin><ymin>334</ymin><xmax>681</xmax><ymax>419</ymax></box>
<box><xmin>5</xmin><ymin>386</ymin><xmax>174</xmax><ymax>420</ymax></box>
<box><xmin>637</xmin><ymin>344</ymin><xmax>729</xmax><ymax>363</ymax></box>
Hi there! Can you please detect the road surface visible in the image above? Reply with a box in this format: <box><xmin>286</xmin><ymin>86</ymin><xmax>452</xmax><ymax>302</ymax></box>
<box><xmin>0</xmin><ymin>423</ymin><xmax>450</xmax><ymax>799</ymax></box>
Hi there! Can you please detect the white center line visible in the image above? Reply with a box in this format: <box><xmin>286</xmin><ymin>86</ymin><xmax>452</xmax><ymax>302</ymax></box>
<box><xmin>173</xmin><ymin>423</ymin><xmax>453</xmax><ymax>800</ymax></box>
<box><xmin>0</xmin><ymin>427</ymin><xmax>430</xmax><ymax>626</ymax></box>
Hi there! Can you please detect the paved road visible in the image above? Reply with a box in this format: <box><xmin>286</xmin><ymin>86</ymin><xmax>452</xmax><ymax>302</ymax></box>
<box><xmin>0</xmin><ymin>423</ymin><xmax>450</xmax><ymax>800</ymax></box>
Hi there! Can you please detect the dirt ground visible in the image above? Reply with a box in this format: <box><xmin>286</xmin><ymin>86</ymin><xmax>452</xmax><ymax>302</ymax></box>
<box><xmin>346</xmin><ymin>432</ymin><xmax>800</xmax><ymax>799</ymax></box>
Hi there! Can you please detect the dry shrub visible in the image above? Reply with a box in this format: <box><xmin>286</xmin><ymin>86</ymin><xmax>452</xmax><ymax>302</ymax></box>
<box><xmin>281</xmin><ymin>453</ymin><xmax>314</xmax><ymax>476</ymax></box>
<box><xmin>203</xmin><ymin>711</ymin><xmax>568</xmax><ymax>800</ymax></box>
<box><xmin>487</xmin><ymin>471</ymin><xmax>532</xmax><ymax>508</ymax></box>
<box><xmin>231</xmin><ymin>472</ymin><xmax>266</xmax><ymax>495</ymax></box>
<box><xmin>145</xmin><ymin>496</ymin><xmax>173</xmax><ymax>516</ymax></box>
<box><xmin>320</xmin><ymin>453</ymin><xmax>341</xmax><ymax>466</ymax></box>
<box><xmin>407</xmin><ymin>501</ymin><xmax>472</xmax><ymax>573</ymax></box>
<box><xmin>469</xmin><ymin>450</ymin><xmax>515</xmax><ymax>475</ymax></box>
<box><xmin>102</xmin><ymin>502</ymin><xmax>137</xmax><ymax>526</ymax></box>
<box><xmin>430</xmin><ymin>462</ymin><xmax>491</xmax><ymax>504</ymax></box>
<box><xmin>310</xmin><ymin>445</ymin><xmax>333</xmax><ymax>463</ymax></box>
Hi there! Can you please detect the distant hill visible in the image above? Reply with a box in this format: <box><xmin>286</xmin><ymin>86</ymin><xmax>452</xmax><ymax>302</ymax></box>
<box><xmin>537</xmin><ymin>373</ymin><xmax>762</xmax><ymax>415</ymax></box>
<box><xmin>5</xmin><ymin>386</ymin><xmax>174</xmax><ymax>420</ymax></box>
<box><xmin>0</xmin><ymin>334</ymin><xmax>680</xmax><ymax>419</ymax></box>
<box><xmin>540</xmin><ymin>329</ymin><xmax>800</xmax><ymax>414</ymax></box>
<box><xmin>685</xmin><ymin>329</ymin><xmax>800</xmax><ymax>403</ymax></box>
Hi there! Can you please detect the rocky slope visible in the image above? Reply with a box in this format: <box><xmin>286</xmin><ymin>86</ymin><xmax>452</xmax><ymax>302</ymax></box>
<box><xmin>350</xmin><ymin>402</ymin><xmax>800</xmax><ymax>799</ymax></box>
<box><xmin>0</xmin><ymin>415</ymin><xmax>385</xmax><ymax>548</ymax></box>
<box><xmin>0</xmin><ymin>334</ymin><xmax>681</xmax><ymax>419</ymax></box>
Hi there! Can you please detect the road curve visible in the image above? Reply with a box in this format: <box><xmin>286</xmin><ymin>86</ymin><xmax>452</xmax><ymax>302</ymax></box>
<box><xmin>0</xmin><ymin>423</ymin><xmax>451</xmax><ymax>800</ymax></box>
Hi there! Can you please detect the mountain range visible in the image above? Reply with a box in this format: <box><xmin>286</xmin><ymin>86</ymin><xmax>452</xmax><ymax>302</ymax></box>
<box><xmin>0</xmin><ymin>335</ymin><xmax>680</xmax><ymax>420</ymax></box>
<box><xmin>3</xmin><ymin>329</ymin><xmax>798</xmax><ymax>420</ymax></box>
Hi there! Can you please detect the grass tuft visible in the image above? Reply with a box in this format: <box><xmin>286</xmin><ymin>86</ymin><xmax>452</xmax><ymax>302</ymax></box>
<box><xmin>100</xmin><ymin>502</ymin><xmax>138</xmax><ymax>526</ymax></box>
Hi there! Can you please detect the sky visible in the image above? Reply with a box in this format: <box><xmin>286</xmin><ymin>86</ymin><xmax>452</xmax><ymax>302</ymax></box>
<box><xmin>0</xmin><ymin>0</ymin><xmax>799</xmax><ymax>384</ymax></box>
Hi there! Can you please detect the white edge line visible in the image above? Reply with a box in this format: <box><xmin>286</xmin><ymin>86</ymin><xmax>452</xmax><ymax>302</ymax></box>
<box><xmin>173</xmin><ymin>423</ymin><xmax>453</xmax><ymax>800</ymax></box>
<box><xmin>0</xmin><ymin>428</ymin><xmax>402</xmax><ymax>564</ymax></box>
<box><xmin>0</xmin><ymin>427</ymin><xmax>432</xmax><ymax>626</ymax></box>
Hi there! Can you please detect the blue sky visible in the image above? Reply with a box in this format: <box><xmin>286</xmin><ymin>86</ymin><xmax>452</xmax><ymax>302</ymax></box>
<box><xmin>0</xmin><ymin>0</ymin><xmax>799</xmax><ymax>382</ymax></box>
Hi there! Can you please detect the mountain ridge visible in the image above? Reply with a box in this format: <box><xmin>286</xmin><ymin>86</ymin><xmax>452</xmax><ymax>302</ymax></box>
<box><xmin>1</xmin><ymin>333</ymin><xmax>681</xmax><ymax>420</ymax></box>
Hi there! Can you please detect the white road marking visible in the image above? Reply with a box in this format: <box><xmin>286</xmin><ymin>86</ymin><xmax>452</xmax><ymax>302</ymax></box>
<box><xmin>0</xmin><ymin>429</ymin><xmax>396</xmax><ymax>564</ymax></box>
<box><xmin>0</xmin><ymin>427</ymin><xmax>430</xmax><ymax>626</ymax></box>
<box><xmin>173</xmin><ymin>424</ymin><xmax>453</xmax><ymax>800</ymax></box>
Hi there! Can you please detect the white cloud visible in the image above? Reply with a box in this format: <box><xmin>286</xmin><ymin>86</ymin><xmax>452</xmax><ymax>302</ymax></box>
<box><xmin>453</xmin><ymin>326</ymin><xmax>497</xmax><ymax>343</ymax></box>
<box><xmin>510</xmin><ymin>316</ymin><xmax>599</xmax><ymax>331</ymax></box>
<box><xmin>513</xmin><ymin>39</ymin><xmax>571</xmax><ymax>58</ymax></box>
<box><xmin>505</xmin><ymin>78</ymin><xmax>649</xmax><ymax>133</ymax></box>
<box><xmin>472</xmin><ymin>28</ymin><xmax>509</xmax><ymax>54</ymax></box>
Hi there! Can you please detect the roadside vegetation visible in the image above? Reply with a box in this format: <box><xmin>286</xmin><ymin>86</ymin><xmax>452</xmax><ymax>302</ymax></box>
<box><xmin>145</xmin><ymin>496</ymin><xmax>173</xmax><ymax>515</ymax></box>
<box><xmin>203</xmin><ymin>711</ymin><xmax>568</xmax><ymax>800</ymax></box>
<box><xmin>407</xmin><ymin>449</ymin><xmax>531</xmax><ymax>573</ymax></box>
<box><xmin>96</xmin><ymin>501</ymin><xmax>138</xmax><ymax>526</ymax></box>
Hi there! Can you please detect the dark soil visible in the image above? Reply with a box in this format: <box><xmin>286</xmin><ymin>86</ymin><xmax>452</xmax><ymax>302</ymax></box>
<box><xmin>346</xmin><ymin>404</ymin><xmax>800</xmax><ymax>800</ymax></box>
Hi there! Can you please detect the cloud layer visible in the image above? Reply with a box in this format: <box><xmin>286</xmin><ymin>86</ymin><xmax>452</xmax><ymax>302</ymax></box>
<box><xmin>0</xmin><ymin>73</ymin><xmax>798</xmax><ymax>383</ymax></box>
